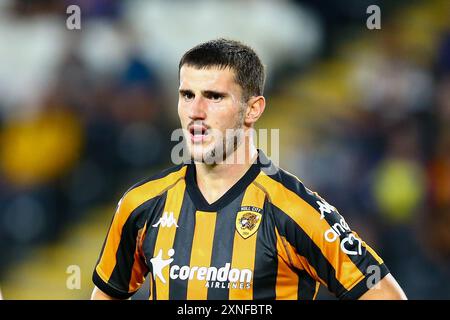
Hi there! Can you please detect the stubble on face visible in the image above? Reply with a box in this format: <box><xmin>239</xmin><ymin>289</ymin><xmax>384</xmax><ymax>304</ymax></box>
<box><xmin>179</xmin><ymin>65</ymin><xmax>250</xmax><ymax>165</ymax></box>
<box><xmin>203</xmin><ymin>103</ymin><xmax>246</xmax><ymax>165</ymax></box>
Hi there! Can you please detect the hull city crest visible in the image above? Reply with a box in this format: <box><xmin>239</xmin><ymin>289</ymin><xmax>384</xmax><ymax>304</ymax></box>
<box><xmin>235</xmin><ymin>206</ymin><xmax>263</xmax><ymax>239</ymax></box>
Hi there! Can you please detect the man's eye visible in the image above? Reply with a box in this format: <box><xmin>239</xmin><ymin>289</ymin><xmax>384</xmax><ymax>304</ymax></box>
<box><xmin>182</xmin><ymin>92</ymin><xmax>194</xmax><ymax>100</ymax></box>
<box><xmin>210</xmin><ymin>94</ymin><xmax>223</xmax><ymax>102</ymax></box>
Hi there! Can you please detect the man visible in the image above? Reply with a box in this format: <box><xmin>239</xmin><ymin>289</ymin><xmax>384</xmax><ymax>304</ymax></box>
<box><xmin>91</xmin><ymin>39</ymin><xmax>406</xmax><ymax>300</ymax></box>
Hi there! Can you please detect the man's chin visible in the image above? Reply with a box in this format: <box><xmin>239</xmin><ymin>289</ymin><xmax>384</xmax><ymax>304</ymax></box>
<box><xmin>190</xmin><ymin>152</ymin><xmax>213</xmax><ymax>164</ymax></box>
<box><xmin>188</xmin><ymin>145</ymin><xmax>211</xmax><ymax>163</ymax></box>
<box><xmin>188</xmin><ymin>146</ymin><xmax>224</xmax><ymax>165</ymax></box>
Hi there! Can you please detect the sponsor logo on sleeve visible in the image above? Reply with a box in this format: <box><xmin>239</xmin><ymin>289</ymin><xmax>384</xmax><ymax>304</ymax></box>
<box><xmin>323</xmin><ymin>216</ymin><xmax>363</xmax><ymax>256</ymax></box>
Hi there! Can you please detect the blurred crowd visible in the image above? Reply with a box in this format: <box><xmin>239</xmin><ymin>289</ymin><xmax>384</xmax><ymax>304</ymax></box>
<box><xmin>0</xmin><ymin>0</ymin><xmax>449</xmax><ymax>299</ymax></box>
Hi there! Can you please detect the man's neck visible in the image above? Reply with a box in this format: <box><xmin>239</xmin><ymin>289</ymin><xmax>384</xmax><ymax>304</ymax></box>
<box><xmin>194</xmin><ymin>143</ymin><xmax>258</xmax><ymax>205</ymax></box>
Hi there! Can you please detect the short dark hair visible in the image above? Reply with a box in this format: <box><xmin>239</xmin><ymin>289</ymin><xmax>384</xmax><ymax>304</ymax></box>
<box><xmin>179</xmin><ymin>38</ymin><xmax>265</xmax><ymax>101</ymax></box>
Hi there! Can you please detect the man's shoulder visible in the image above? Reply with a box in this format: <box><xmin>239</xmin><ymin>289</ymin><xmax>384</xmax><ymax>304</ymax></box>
<box><xmin>120</xmin><ymin>163</ymin><xmax>187</xmax><ymax>208</ymax></box>
<box><xmin>127</xmin><ymin>163</ymin><xmax>187</xmax><ymax>193</ymax></box>
<box><xmin>258</xmin><ymin>165</ymin><xmax>335</xmax><ymax>219</ymax></box>
<box><xmin>258</xmin><ymin>165</ymin><xmax>312</xmax><ymax>200</ymax></box>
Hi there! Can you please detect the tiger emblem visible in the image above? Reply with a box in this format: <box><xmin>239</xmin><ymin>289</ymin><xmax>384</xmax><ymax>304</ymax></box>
<box><xmin>239</xmin><ymin>212</ymin><xmax>260</xmax><ymax>231</ymax></box>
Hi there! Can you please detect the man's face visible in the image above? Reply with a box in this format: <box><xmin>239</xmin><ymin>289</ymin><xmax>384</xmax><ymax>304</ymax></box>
<box><xmin>178</xmin><ymin>65</ymin><xmax>246</xmax><ymax>163</ymax></box>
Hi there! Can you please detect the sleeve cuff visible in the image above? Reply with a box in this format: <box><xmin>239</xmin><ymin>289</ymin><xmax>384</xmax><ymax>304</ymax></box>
<box><xmin>339</xmin><ymin>263</ymin><xmax>390</xmax><ymax>300</ymax></box>
<box><xmin>92</xmin><ymin>270</ymin><xmax>136</xmax><ymax>300</ymax></box>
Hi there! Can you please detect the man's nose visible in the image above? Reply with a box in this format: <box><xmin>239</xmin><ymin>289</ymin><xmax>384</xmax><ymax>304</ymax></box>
<box><xmin>189</xmin><ymin>96</ymin><xmax>207</xmax><ymax>120</ymax></box>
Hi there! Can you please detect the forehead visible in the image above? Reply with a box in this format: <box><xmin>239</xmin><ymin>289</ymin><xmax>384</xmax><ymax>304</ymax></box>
<box><xmin>179</xmin><ymin>65</ymin><xmax>239</xmax><ymax>91</ymax></box>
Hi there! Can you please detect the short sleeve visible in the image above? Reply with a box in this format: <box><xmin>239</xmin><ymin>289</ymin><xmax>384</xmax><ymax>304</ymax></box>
<box><xmin>317</xmin><ymin>198</ymin><xmax>389</xmax><ymax>299</ymax></box>
<box><xmin>92</xmin><ymin>195</ymin><xmax>149</xmax><ymax>299</ymax></box>
<box><xmin>275</xmin><ymin>192</ymin><xmax>390</xmax><ymax>300</ymax></box>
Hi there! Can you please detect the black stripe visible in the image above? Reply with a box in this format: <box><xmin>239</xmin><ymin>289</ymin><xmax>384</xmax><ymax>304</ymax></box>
<box><xmin>105</xmin><ymin>194</ymin><xmax>166</xmax><ymax>297</ymax></box>
<box><xmin>297</xmin><ymin>269</ymin><xmax>316</xmax><ymax>300</ymax></box>
<box><xmin>92</xmin><ymin>270</ymin><xmax>133</xmax><ymax>299</ymax></box>
<box><xmin>169</xmin><ymin>192</ymin><xmax>197</xmax><ymax>300</ymax></box>
<box><xmin>341</xmin><ymin>263</ymin><xmax>389</xmax><ymax>300</ymax></box>
<box><xmin>253</xmin><ymin>199</ymin><xmax>278</xmax><ymax>299</ymax></box>
<box><xmin>207</xmin><ymin>192</ymin><xmax>245</xmax><ymax>300</ymax></box>
<box><xmin>151</xmin><ymin>276</ymin><xmax>157</xmax><ymax>300</ymax></box>
<box><xmin>270</xmin><ymin>202</ymin><xmax>347</xmax><ymax>298</ymax></box>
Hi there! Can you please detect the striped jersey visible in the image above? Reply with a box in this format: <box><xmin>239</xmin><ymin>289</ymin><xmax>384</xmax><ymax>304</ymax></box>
<box><xmin>93</xmin><ymin>150</ymin><xmax>389</xmax><ymax>300</ymax></box>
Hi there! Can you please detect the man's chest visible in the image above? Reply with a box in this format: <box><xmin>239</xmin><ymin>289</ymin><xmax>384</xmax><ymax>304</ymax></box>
<box><xmin>140</xmin><ymin>199</ymin><xmax>278</xmax><ymax>299</ymax></box>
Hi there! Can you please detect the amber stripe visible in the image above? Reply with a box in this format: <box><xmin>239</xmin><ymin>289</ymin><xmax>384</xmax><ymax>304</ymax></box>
<box><xmin>229</xmin><ymin>183</ymin><xmax>265</xmax><ymax>300</ymax></box>
<box><xmin>152</xmin><ymin>179</ymin><xmax>186</xmax><ymax>299</ymax></box>
<box><xmin>186</xmin><ymin>211</ymin><xmax>217</xmax><ymax>300</ymax></box>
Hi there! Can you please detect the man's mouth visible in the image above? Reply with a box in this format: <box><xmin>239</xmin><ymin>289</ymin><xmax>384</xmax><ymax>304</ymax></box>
<box><xmin>189</xmin><ymin>124</ymin><xmax>209</xmax><ymax>143</ymax></box>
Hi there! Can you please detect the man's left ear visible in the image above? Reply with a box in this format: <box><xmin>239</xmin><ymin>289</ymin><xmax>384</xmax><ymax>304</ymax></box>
<box><xmin>245</xmin><ymin>96</ymin><xmax>266</xmax><ymax>125</ymax></box>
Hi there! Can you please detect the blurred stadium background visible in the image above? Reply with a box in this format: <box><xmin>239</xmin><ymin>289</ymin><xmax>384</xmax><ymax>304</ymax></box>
<box><xmin>0</xmin><ymin>0</ymin><xmax>449</xmax><ymax>299</ymax></box>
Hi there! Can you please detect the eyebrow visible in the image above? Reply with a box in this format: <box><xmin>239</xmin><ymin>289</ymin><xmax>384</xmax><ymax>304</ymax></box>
<box><xmin>179</xmin><ymin>89</ymin><xmax>193</xmax><ymax>95</ymax></box>
<box><xmin>179</xmin><ymin>89</ymin><xmax>228</xmax><ymax>97</ymax></box>
<box><xmin>202</xmin><ymin>90</ymin><xmax>227</xmax><ymax>97</ymax></box>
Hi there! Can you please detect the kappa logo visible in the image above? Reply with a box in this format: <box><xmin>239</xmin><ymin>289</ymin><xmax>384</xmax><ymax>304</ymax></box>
<box><xmin>316</xmin><ymin>199</ymin><xmax>337</xmax><ymax>220</ymax></box>
<box><xmin>153</xmin><ymin>211</ymin><xmax>179</xmax><ymax>228</ymax></box>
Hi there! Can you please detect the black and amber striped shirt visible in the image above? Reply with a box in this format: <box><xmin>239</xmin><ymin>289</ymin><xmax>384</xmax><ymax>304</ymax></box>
<box><xmin>93</xmin><ymin>150</ymin><xmax>389</xmax><ymax>300</ymax></box>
